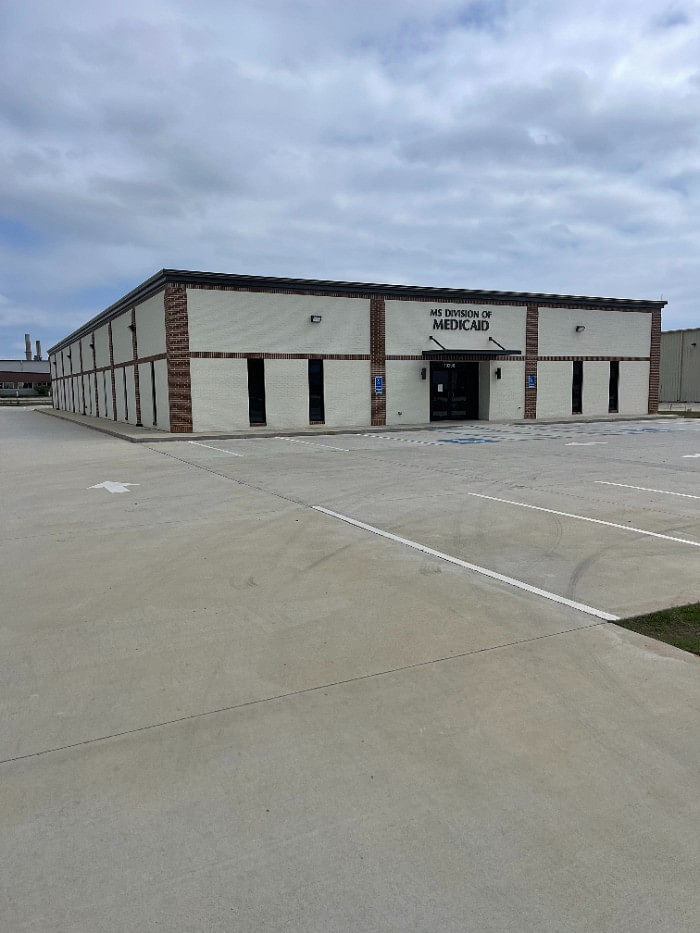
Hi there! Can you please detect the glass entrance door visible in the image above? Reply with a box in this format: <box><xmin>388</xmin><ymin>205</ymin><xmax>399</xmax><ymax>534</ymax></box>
<box><xmin>430</xmin><ymin>362</ymin><xmax>479</xmax><ymax>421</ymax></box>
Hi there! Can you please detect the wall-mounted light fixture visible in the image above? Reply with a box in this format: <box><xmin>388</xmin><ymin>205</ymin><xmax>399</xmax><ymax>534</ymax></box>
<box><xmin>495</xmin><ymin>367</ymin><xmax>502</xmax><ymax>379</ymax></box>
<box><xmin>420</xmin><ymin>367</ymin><xmax>427</xmax><ymax>380</ymax></box>
<box><xmin>575</xmin><ymin>325</ymin><xmax>586</xmax><ymax>333</ymax></box>
<box><xmin>128</xmin><ymin>323</ymin><xmax>136</xmax><ymax>332</ymax></box>
<box><xmin>310</xmin><ymin>314</ymin><xmax>322</xmax><ymax>323</ymax></box>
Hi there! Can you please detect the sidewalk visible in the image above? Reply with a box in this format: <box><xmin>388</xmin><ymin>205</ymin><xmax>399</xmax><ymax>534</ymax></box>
<box><xmin>37</xmin><ymin>406</ymin><xmax>678</xmax><ymax>444</ymax></box>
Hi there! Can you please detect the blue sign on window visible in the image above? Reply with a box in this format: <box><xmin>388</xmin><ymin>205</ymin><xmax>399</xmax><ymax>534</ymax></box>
<box><xmin>528</xmin><ymin>374</ymin><xmax>536</xmax><ymax>388</ymax></box>
<box><xmin>374</xmin><ymin>375</ymin><xmax>384</xmax><ymax>395</ymax></box>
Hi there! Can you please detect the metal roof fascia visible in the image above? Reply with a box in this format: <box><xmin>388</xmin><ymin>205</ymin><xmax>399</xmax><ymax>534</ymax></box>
<box><xmin>47</xmin><ymin>268</ymin><xmax>668</xmax><ymax>356</ymax></box>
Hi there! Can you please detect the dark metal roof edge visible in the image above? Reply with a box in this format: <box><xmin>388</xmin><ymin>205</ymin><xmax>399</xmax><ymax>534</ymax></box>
<box><xmin>48</xmin><ymin>270</ymin><xmax>170</xmax><ymax>355</ymax></box>
<box><xmin>168</xmin><ymin>269</ymin><xmax>667</xmax><ymax>309</ymax></box>
<box><xmin>48</xmin><ymin>268</ymin><xmax>667</xmax><ymax>356</ymax></box>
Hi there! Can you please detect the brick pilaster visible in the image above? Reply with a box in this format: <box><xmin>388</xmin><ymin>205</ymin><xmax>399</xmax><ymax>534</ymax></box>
<box><xmin>524</xmin><ymin>304</ymin><xmax>539</xmax><ymax>419</ymax></box>
<box><xmin>91</xmin><ymin>332</ymin><xmax>99</xmax><ymax>417</ymax></box>
<box><xmin>130</xmin><ymin>307</ymin><xmax>142</xmax><ymax>425</ymax></box>
<box><xmin>78</xmin><ymin>341</ymin><xmax>87</xmax><ymax>414</ymax></box>
<box><xmin>648</xmin><ymin>307</ymin><xmax>661</xmax><ymax>414</ymax></box>
<box><xmin>108</xmin><ymin>321</ymin><xmax>117</xmax><ymax>420</ymax></box>
<box><xmin>164</xmin><ymin>282</ymin><xmax>193</xmax><ymax>432</ymax></box>
<box><xmin>370</xmin><ymin>296</ymin><xmax>386</xmax><ymax>426</ymax></box>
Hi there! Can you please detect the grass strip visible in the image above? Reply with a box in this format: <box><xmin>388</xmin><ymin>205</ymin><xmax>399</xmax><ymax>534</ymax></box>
<box><xmin>615</xmin><ymin>602</ymin><xmax>700</xmax><ymax>656</ymax></box>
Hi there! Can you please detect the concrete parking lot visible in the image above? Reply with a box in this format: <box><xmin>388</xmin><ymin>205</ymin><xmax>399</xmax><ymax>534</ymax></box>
<box><xmin>2</xmin><ymin>409</ymin><xmax>699</xmax><ymax>931</ymax></box>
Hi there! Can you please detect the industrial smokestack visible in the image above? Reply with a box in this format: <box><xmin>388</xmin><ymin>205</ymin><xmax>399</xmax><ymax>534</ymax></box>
<box><xmin>25</xmin><ymin>333</ymin><xmax>32</xmax><ymax>361</ymax></box>
<box><xmin>35</xmin><ymin>339</ymin><xmax>42</xmax><ymax>361</ymax></box>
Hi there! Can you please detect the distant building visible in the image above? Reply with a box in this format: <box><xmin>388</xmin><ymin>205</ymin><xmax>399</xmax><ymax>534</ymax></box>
<box><xmin>1</xmin><ymin>335</ymin><xmax>51</xmax><ymax>395</ymax></box>
<box><xmin>0</xmin><ymin>360</ymin><xmax>51</xmax><ymax>395</ymax></box>
<box><xmin>660</xmin><ymin>328</ymin><xmax>700</xmax><ymax>404</ymax></box>
<box><xmin>48</xmin><ymin>269</ymin><xmax>664</xmax><ymax>432</ymax></box>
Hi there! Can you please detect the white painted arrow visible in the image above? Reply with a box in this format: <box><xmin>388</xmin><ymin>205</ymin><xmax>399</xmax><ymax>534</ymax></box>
<box><xmin>89</xmin><ymin>481</ymin><xmax>140</xmax><ymax>494</ymax></box>
<box><xmin>683</xmin><ymin>454</ymin><xmax>700</xmax><ymax>459</ymax></box>
<box><xmin>565</xmin><ymin>441</ymin><xmax>607</xmax><ymax>446</ymax></box>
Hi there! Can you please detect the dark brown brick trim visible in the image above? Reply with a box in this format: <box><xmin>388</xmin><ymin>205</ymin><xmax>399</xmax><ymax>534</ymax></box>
<box><xmin>78</xmin><ymin>341</ymin><xmax>87</xmax><ymax>415</ymax></box>
<box><xmin>130</xmin><ymin>307</ymin><xmax>142</xmax><ymax>426</ymax></box>
<box><xmin>536</xmin><ymin>355</ymin><xmax>650</xmax><ymax>362</ymax></box>
<box><xmin>52</xmin><ymin>350</ymin><xmax>648</xmax><ymax>386</ymax></box>
<box><xmin>51</xmin><ymin>353</ymin><xmax>167</xmax><ymax>380</ymax></box>
<box><xmin>108</xmin><ymin>322</ymin><xmax>117</xmax><ymax>420</ymax></box>
<box><xmin>524</xmin><ymin>305</ymin><xmax>539</xmax><ymax>419</ymax></box>
<box><xmin>164</xmin><ymin>282</ymin><xmax>192</xmax><ymax>432</ymax></box>
<box><xmin>68</xmin><ymin>346</ymin><xmax>76</xmax><ymax>412</ymax></box>
<box><xmin>648</xmin><ymin>307</ymin><xmax>661</xmax><ymax>414</ymax></box>
<box><xmin>370</xmin><ymin>296</ymin><xmax>386</xmax><ymax>427</ymax></box>
<box><xmin>91</xmin><ymin>332</ymin><xmax>99</xmax><ymax>417</ymax></box>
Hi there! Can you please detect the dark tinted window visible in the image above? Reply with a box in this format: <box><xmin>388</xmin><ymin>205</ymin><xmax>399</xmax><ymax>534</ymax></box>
<box><xmin>572</xmin><ymin>360</ymin><xmax>583</xmax><ymax>414</ymax></box>
<box><xmin>247</xmin><ymin>358</ymin><xmax>266</xmax><ymax>425</ymax></box>
<box><xmin>608</xmin><ymin>360</ymin><xmax>619</xmax><ymax>413</ymax></box>
<box><xmin>308</xmin><ymin>359</ymin><xmax>324</xmax><ymax>423</ymax></box>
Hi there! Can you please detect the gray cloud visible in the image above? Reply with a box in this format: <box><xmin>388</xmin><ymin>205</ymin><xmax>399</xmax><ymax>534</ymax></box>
<box><xmin>0</xmin><ymin>0</ymin><xmax>699</xmax><ymax>354</ymax></box>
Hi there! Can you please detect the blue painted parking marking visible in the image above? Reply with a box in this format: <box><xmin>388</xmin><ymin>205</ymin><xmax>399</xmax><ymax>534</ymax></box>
<box><xmin>440</xmin><ymin>437</ymin><xmax>500</xmax><ymax>444</ymax></box>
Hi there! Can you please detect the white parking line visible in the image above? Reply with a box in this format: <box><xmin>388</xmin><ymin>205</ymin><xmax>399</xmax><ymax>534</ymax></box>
<box><xmin>312</xmin><ymin>506</ymin><xmax>618</xmax><ymax>621</ymax></box>
<box><xmin>275</xmin><ymin>437</ymin><xmax>350</xmax><ymax>452</ymax></box>
<box><xmin>188</xmin><ymin>441</ymin><xmax>243</xmax><ymax>456</ymax></box>
<box><xmin>596</xmin><ymin>481</ymin><xmax>700</xmax><ymax>500</ymax></box>
<box><xmin>467</xmin><ymin>492</ymin><xmax>700</xmax><ymax>548</ymax></box>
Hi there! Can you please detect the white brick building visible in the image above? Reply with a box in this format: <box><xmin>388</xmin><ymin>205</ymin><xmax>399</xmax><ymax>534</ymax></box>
<box><xmin>48</xmin><ymin>270</ymin><xmax>664</xmax><ymax>432</ymax></box>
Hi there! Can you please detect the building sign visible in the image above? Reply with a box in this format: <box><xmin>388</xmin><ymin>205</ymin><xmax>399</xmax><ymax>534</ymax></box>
<box><xmin>430</xmin><ymin>307</ymin><xmax>491</xmax><ymax>332</ymax></box>
<box><xmin>528</xmin><ymin>374</ymin><xmax>536</xmax><ymax>388</ymax></box>
<box><xmin>374</xmin><ymin>375</ymin><xmax>384</xmax><ymax>395</ymax></box>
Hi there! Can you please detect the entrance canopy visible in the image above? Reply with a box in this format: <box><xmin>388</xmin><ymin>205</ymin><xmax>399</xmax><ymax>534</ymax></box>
<box><xmin>421</xmin><ymin>349</ymin><xmax>521</xmax><ymax>359</ymax></box>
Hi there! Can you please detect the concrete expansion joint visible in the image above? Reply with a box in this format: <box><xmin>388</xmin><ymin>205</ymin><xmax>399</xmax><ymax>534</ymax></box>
<box><xmin>0</xmin><ymin>617</ymin><xmax>608</xmax><ymax>767</ymax></box>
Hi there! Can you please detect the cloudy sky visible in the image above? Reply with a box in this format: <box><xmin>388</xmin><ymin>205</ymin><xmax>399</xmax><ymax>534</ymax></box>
<box><xmin>1</xmin><ymin>0</ymin><xmax>699</xmax><ymax>356</ymax></box>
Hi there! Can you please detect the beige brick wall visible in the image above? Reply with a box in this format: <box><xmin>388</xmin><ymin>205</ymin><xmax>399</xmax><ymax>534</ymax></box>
<box><xmin>324</xmin><ymin>360</ymin><xmax>371</xmax><ymax>427</ymax></box>
<box><xmin>97</xmin><ymin>370</ymin><xmax>111</xmax><ymax>420</ymax></box>
<box><xmin>620</xmin><ymin>361</ymin><xmax>650</xmax><ymax>414</ymax></box>
<box><xmin>93</xmin><ymin>324</ymin><xmax>110</xmax><ymax>369</ymax></box>
<box><xmin>114</xmin><ymin>368</ymin><xmax>126</xmax><ymax>421</ymax></box>
<box><xmin>154</xmin><ymin>358</ymin><xmax>170</xmax><ymax>430</ymax></box>
<box><xmin>138</xmin><ymin>363</ymin><xmax>154</xmax><ymax>428</ymax></box>
<box><xmin>190</xmin><ymin>358</ymin><xmax>250</xmax><ymax>432</ymax></box>
<box><xmin>187</xmin><ymin>289</ymin><xmax>370</xmax><ymax>354</ymax></box>
<box><xmin>125</xmin><ymin>367</ymin><xmax>137</xmax><ymax>423</ymax></box>
<box><xmin>111</xmin><ymin>311</ymin><xmax>133</xmax><ymax>365</ymax></box>
<box><xmin>135</xmin><ymin>292</ymin><xmax>166</xmax><ymax>358</ymax></box>
<box><xmin>487</xmin><ymin>362</ymin><xmax>525</xmax><ymax>421</ymax></box>
<box><xmin>386</xmin><ymin>360</ymin><xmax>429</xmax><ymax>425</ymax></box>
<box><xmin>538</xmin><ymin>308</ymin><xmax>651</xmax><ymax>356</ymax></box>
<box><xmin>386</xmin><ymin>301</ymin><xmax>526</xmax><ymax>355</ymax></box>
<box><xmin>80</xmin><ymin>336</ymin><xmax>92</xmax><ymax>376</ymax></box>
<box><xmin>536</xmin><ymin>361</ymin><xmax>573</xmax><ymax>418</ymax></box>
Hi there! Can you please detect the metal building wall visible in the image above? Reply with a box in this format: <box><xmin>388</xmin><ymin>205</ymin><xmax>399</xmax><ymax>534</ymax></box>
<box><xmin>660</xmin><ymin>329</ymin><xmax>700</xmax><ymax>402</ymax></box>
